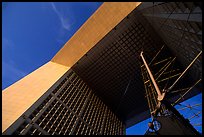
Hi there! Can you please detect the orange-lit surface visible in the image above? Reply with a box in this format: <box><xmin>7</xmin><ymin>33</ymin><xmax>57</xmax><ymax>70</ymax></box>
<box><xmin>2</xmin><ymin>2</ymin><xmax>142</xmax><ymax>133</ymax></box>
<box><xmin>2</xmin><ymin>61</ymin><xmax>69</xmax><ymax>132</ymax></box>
<box><xmin>51</xmin><ymin>2</ymin><xmax>141</xmax><ymax>67</ymax></box>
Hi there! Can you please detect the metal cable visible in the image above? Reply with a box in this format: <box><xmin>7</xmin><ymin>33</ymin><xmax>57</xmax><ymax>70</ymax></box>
<box><xmin>172</xmin><ymin>78</ymin><xmax>201</xmax><ymax>106</ymax></box>
<box><xmin>163</xmin><ymin>57</ymin><xmax>176</xmax><ymax>91</ymax></box>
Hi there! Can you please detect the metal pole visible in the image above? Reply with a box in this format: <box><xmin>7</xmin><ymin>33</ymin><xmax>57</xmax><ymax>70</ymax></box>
<box><xmin>140</xmin><ymin>51</ymin><xmax>164</xmax><ymax>101</ymax></box>
<box><xmin>167</xmin><ymin>50</ymin><xmax>202</xmax><ymax>92</ymax></box>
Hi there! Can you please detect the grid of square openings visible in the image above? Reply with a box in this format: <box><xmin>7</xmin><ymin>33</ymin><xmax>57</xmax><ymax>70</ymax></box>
<box><xmin>139</xmin><ymin>2</ymin><xmax>202</xmax><ymax>51</ymax></box>
<box><xmin>10</xmin><ymin>70</ymin><xmax>124</xmax><ymax>135</ymax></box>
<box><xmin>80</xmin><ymin>93</ymin><xmax>124</xmax><ymax>135</ymax></box>
<box><xmin>72</xmin><ymin>18</ymin><xmax>160</xmax><ymax>119</ymax></box>
<box><xmin>139</xmin><ymin>2</ymin><xmax>202</xmax><ymax>81</ymax></box>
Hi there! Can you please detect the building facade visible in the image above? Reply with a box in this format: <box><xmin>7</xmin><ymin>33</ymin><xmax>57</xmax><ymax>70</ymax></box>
<box><xmin>3</xmin><ymin>70</ymin><xmax>124</xmax><ymax>135</ymax></box>
<box><xmin>2</xmin><ymin>2</ymin><xmax>202</xmax><ymax>135</ymax></box>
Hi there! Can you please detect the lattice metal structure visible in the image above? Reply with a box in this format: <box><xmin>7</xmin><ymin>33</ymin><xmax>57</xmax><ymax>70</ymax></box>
<box><xmin>72</xmin><ymin>9</ymin><xmax>164</xmax><ymax>124</ymax></box>
<box><xmin>2</xmin><ymin>2</ymin><xmax>202</xmax><ymax>135</ymax></box>
<box><xmin>71</xmin><ymin>2</ymin><xmax>202</xmax><ymax>127</ymax></box>
<box><xmin>137</xmin><ymin>2</ymin><xmax>202</xmax><ymax>85</ymax></box>
<box><xmin>140</xmin><ymin>46</ymin><xmax>201</xmax><ymax>135</ymax></box>
<box><xmin>3</xmin><ymin>70</ymin><xmax>124</xmax><ymax>135</ymax></box>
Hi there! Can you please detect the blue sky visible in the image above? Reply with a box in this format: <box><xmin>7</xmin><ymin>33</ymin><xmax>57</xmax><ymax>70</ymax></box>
<box><xmin>2</xmin><ymin>2</ymin><xmax>103</xmax><ymax>90</ymax></box>
<box><xmin>126</xmin><ymin>93</ymin><xmax>202</xmax><ymax>134</ymax></box>
<box><xmin>2</xmin><ymin>2</ymin><xmax>202</xmax><ymax>135</ymax></box>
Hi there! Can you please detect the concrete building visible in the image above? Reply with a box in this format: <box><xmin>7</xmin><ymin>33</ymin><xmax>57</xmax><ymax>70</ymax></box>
<box><xmin>2</xmin><ymin>2</ymin><xmax>202</xmax><ymax>135</ymax></box>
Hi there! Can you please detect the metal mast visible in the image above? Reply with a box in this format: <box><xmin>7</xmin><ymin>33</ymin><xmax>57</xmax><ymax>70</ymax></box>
<box><xmin>140</xmin><ymin>47</ymin><xmax>201</xmax><ymax>135</ymax></box>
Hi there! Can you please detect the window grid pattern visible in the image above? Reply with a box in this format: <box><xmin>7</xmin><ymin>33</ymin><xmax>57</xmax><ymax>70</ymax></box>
<box><xmin>8</xmin><ymin>70</ymin><xmax>123</xmax><ymax>135</ymax></box>
<box><xmin>72</xmin><ymin>10</ymin><xmax>164</xmax><ymax>121</ymax></box>
<box><xmin>137</xmin><ymin>2</ymin><xmax>202</xmax><ymax>83</ymax></box>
